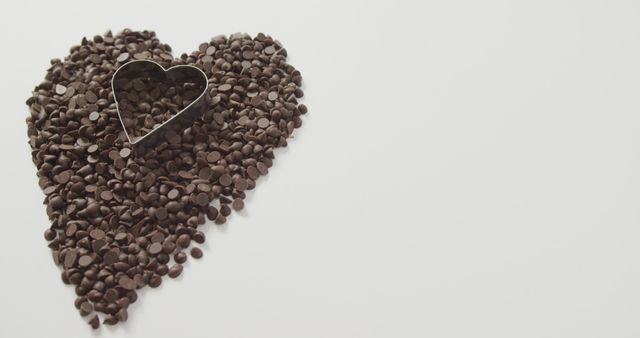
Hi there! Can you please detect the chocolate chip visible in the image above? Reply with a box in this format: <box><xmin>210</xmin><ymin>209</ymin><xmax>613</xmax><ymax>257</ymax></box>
<box><xmin>118</xmin><ymin>276</ymin><xmax>136</xmax><ymax>290</ymax></box>
<box><xmin>55</xmin><ymin>84</ymin><xmax>67</xmax><ymax>95</ymax></box>
<box><xmin>194</xmin><ymin>192</ymin><xmax>209</xmax><ymax>206</ymax></box>
<box><xmin>119</xmin><ymin>148</ymin><xmax>131</xmax><ymax>158</ymax></box>
<box><xmin>204</xmin><ymin>206</ymin><xmax>217</xmax><ymax>222</ymax></box>
<box><xmin>151</xmin><ymin>232</ymin><xmax>165</xmax><ymax>243</ymax></box>
<box><xmin>148</xmin><ymin>242</ymin><xmax>163</xmax><ymax>255</ymax></box>
<box><xmin>177</xmin><ymin>234</ymin><xmax>191</xmax><ymax>248</ymax></box>
<box><xmin>78</xmin><ymin>255</ymin><xmax>93</xmax><ymax>267</ymax></box>
<box><xmin>88</xmin><ymin>315</ymin><xmax>100</xmax><ymax>329</ymax></box>
<box><xmin>44</xmin><ymin>229</ymin><xmax>56</xmax><ymax>241</ymax></box>
<box><xmin>114</xmin><ymin>233</ymin><xmax>127</xmax><ymax>242</ymax></box>
<box><xmin>234</xmin><ymin>178</ymin><xmax>248</xmax><ymax>191</ymax></box>
<box><xmin>162</xmin><ymin>239</ymin><xmax>176</xmax><ymax>254</ymax></box>
<box><xmin>232</xmin><ymin>198</ymin><xmax>244</xmax><ymax>211</ymax></box>
<box><xmin>116</xmin><ymin>53</ymin><xmax>130</xmax><ymax>62</ymax></box>
<box><xmin>190</xmin><ymin>247</ymin><xmax>203</xmax><ymax>259</ymax></box>
<box><xmin>103</xmin><ymin>249</ymin><xmax>119</xmax><ymax>265</ymax></box>
<box><xmin>166</xmin><ymin>201</ymin><xmax>181</xmax><ymax>213</ymax></box>
<box><xmin>168</xmin><ymin>264</ymin><xmax>183</xmax><ymax>278</ymax></box>
<box><xmin>100</xmin><ymin>190</ymin><xmax>113</xmax><ymax>201</ymax></box>
<box><xmin>219</xmin><ymin>174</ymin><xmax>232</xmax><ymax>186</ymax></box>
<box><xmin>206</xmin><ymin>151</ymin><xmax>221</xmax><ymax>163</ymax></box>
<box><xmin>155</xmin><ymin>207</ymin><xmax>168</xmax><ymax>220</ymax></box>
<box><xmin>167</xmin><ymin>189</ymin><xmax>180</xmax><ymax>200</ymax></box>
<box><xmin>80</xmin><ymin>301</ymin><xmax>93</xmax><ymax>316</ymax></box>
<box><xmin>257</xmin><ymin>117</ymin><xmax>270</xmax><ymax>129</ymax></box>
<box><xmin>90</xmin><ymin>229</ymin><xmax>105</xmax><ymax>240</ymax></box>
<box><xmin>174</xmin><ymin>252</ymin><xmax>187</xmax><ymax>264</ymax></box>
<box><xmin>116</xmin><ymin>308</ymin><xmax>128</xmax><ymax>322</ymax></box>
<box><xmin>104</xmin><ymin>288</ymin><xmax>119</xmax><ymax>303</ymax></box>
<box><xmin>85</xmin><ymin>91</ymin><xmax>98</xmax><ymax>103</ymax></box>
<box><xmin>191</xmin><ymin>232</ymin><xmax>204</xmax><ymax>245</ymax></box>
<box><xmin>199</xmin><ymin>167</ymin><xmax>213</xmax><ymax>180</ymax></box>
<box><xmin>264</xmin><ymin>46</ymin><xmax>276</xmax><ymax>55</ymax></box>
<box><xmin>89</xmin><ymin>111</ymin><xmax>100</xmax><ymax>121</ymax></box>
<box><xmin>104</xmin><ymin>315</ymin><xmax>118</xmax><ymax>325</ymax></box>
<box><xmin>257</xmin><ymin>162</ymin><xmax>269</xmax><ymax>175</ymax></box>
<box><xmin>64</xmin><ymin>249</ymin><xmax>77</xmax><ymax>268</ymax></box>
<box><xmin>149</xmin><ymin>274</ymin><xmax>162</xmax><ymax>288</ymax></box>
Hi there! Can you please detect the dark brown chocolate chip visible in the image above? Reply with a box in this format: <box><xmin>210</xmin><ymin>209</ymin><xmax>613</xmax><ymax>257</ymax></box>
<box><xmin>55</xmin><ymin>84</ymin><xmax>67</xmax><ymax>95</ymax></box>
<box><xmin>118</xmin><ymin>276</ymin><xmax>136</xmax><ymax>290</ymax></box>
<box><xmin>167</xmin><ymin>189</ymin><xmax>180</xmax><ymax>200</ymax></box>
<box><xmin>193</xmin><ymin>231</ymin><xmax>205</xmax><ymax>244</ymax></box>
<box><xmin>219</xmin><ymin>174</ymin><xmax>232</xmax><ymax>187</ymax></box>
<box><xmin>149</xmin><ymin>274</ymin><xmax>162</xmax><ymax>288</ymax></box>
<box><xmin>64</xmin><ymin>249</ymin><xmax>77</xmax><ymax>268</ymax></box>
<box><xmin>90</xmin><ymin>229</ymin><xmax>106</xmax><ymax>240</ymax></box>
<box><xmin>104</xmin><ymin>288</ymin><xmax>119</xmax><ymax>303</ymax></box>
<box><xmin>218</xmin><ymin>84</ymin><xmax>232</xmax><ymax>92</ymax></box>
<box><xmin>117</xmin><ymin>52</ymin><xmax>130</xmax><ymax>62</ymax></box>
<box><xmin>264</xmin><ymin>46</ymin><xmax>276</xmax><ymax>55</ymax></box>
<box><xmin>88</xmin><ymin>315</ymin><xmax>100</xmax><ymax>329</ymax></box>
<box><xmin>247</xmin><ymin>166</ymin><xmax>260</xmax><ymax>180</ymax></box>
<box><xmin>257</xmin><ymin>117</ymin><xmax>270</xmax><ymax>129</ymax></box>
<box><xmin>119</xmin><ymin>148</ymin><xmax>131</xmax><ymax>158</ymax></box>
<box><xmin>174</xmin><ymin>252</ymin><xmax>187</xmax><ymax>264</ymax></box>
<box><xmin>78</xmin><ymin>255</ymin><xmax>93</xmax><ymax>267</ymax></box>
<box><xmin>177</xmin><ymin>234</ymin><xmax>191</xmax><ymax>248</ymax></box>
<box><xmin>80</xmin><ymin>301</ymin><xmax>93</xmax><ymax>316</ymax></box>
<box><xmin>215</xmin><ymin>214</ymin><xmax>227</xmax><ymax>225</ymax></box>
<box><xmin>148</xmin><ymin>242</ymin><xmax>163</xmax><ymax>255</ymax></box>
<box><xmin>190</xmin><ymin>247</ymin><xmax>203</xmax><ymax>259</ymax></box>
<box><xmin>194</xmin><ymin>192</ymin><xmax>210</xmax><ymax>206</ymax></box>
<box><xmin>89</xmin><ymin>111</ymin><xmax>100</xmax><ymax>121</ymax></box>
<box><xmin>103</xmin><ymin>249</ymin><xmax>119</xmax><ymax>265</ymax></box>
<box><xmin>114</xmin><ymin>233</ymin><xmax>127</xmax><ymax>242</ymax></box>
<box><xmin>85</xmin><ymin>91</ymin><xmax>98</xmax><ymax>103</ymax></box>
<box><xmin>206</xmin><ymin>205</ymin><xmax>219</xmax><ymax>220</ymax></box>
<box><xmin>44</xmin><ymin>229</ymin><xmax>56</xmax><ymax>241</ymax></box>
<box><xmin>116</xmin><ymin>308</ymin><xmax>128</xmax><ymax>322</ymax></box>
<box><xmin>155</xmin><ymin>207</ymin><xmax>168</xmax><ymax>220</ymax></box>
<box><xmin>257</xmin><ymin>162</ymin><xmax>269</xmax><ymax>175</ymax></box>
<box><xmin>168</xmin><ymin>264</ymin><xmax>183</xmax><ymax>278</ymax></box>
<box><xmin>232</xmin><ymin>198</ymin><xmax>244</xmax><ymax>211</ymax></box>
<box><xmin>199</xmin><ymin>167</ymin><xmax>213</xmax><ymax>180</ymax></box>
<box><xmin>234</xmin><ymin>178</ymin><xmax>248</xmax><ymax>192</ymax></box>
<box><xmin>100</xmin><ymin>190</ymin><xmax>113</xmax><ymax>201</ymax></box>
<box><xmin>104</xmin><ymin>315</ymin><xmax>118</xmax><ymax>325</ymax></box>
<box><xmin>162</xmin><ymin>239</ymin><xmax>176</xmax><ymax>254</ymax></box>
<box><xmin>166</xmin><ymin>201</ymin><xmax>181</xmax><ymax>213</ymax></box>
<box><xmin>151</xmin><ymin>232</ymin><xmax>164</xmax><ymax>243</ymax></box>
<box><xmin>206</xmin><ymin>151</ymin><xmax>221</xmax><ymax>163</ymax></box>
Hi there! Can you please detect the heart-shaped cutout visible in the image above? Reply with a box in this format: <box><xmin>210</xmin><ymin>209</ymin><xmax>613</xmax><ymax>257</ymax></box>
<box><xmin>112</xmin><ymin>60</ymin><xmax>209</xmax><ymax>147</ymax></box>
<box><xmin>25</xmin><ymin>29</ymin><xmax>307</xmax><ymax>329</ymax></box>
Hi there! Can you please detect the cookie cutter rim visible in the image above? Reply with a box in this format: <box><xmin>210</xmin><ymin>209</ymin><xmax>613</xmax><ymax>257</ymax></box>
<box><xmin>110</xmin><ymin>59</ymin><xmax>209</xmax><ymax>146</ymax></box>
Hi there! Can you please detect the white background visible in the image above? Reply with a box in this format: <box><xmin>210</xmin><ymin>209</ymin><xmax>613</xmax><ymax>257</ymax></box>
<box><xmin>1</xmin><ymin>0</ymin><xmax>640</xmax><ymax>337</ymax></box>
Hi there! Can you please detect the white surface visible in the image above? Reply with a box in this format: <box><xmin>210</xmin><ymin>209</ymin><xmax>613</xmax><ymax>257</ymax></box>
<box><xmin>1</xmin><ymin>0</ymin><xmax>640</xmax><ymax>337</ymax></box>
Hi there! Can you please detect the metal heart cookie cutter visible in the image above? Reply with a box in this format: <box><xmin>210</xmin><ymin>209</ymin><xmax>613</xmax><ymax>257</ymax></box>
<box><xmin>111</xmin><ymin>60</ymin><xmax>209</xmax><ymax>149</ymax></box>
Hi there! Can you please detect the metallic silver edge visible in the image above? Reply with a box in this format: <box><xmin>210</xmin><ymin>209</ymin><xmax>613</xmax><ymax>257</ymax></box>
<box><xmin>110</xmin><ymin>59</ymin><xmax>209</xmax><ymax>145</ymax></box>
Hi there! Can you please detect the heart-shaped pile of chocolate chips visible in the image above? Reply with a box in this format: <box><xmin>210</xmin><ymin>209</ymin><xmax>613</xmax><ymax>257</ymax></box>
<box><xmin>25</xmin><ymin>29</ymin><xmax>306</xmax><ymax>329</ymax></box>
